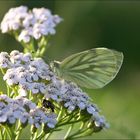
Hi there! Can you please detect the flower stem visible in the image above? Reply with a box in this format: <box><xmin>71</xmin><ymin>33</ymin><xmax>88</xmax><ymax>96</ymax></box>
<box><xmin>64</xmin><ymin>124</ymin><xmax>73</xmax><ymax>140</ymax></box>
<box><xmin>57</xmin><ymin>105</ymin><xmax>63</xmax><ymax>121</ymax></box>
<box><xmin>33</xmin><ymin>131</ymin><xmax>38</xmax><ymax>140</ymax></box>
<box><xmin>71</xmin><ymin>129</ymin><xmax>93</xmax><ymax>139</ymax></box>
<box><xmin>6</xmin><ymin>85</ymin><xmax>10</xmax><ymax>97</ymax></box>
<box><xmin>4</xmin><ymin>125</ymin><xmax>14</xmax><ymax>139</ymax></box>
<box><xmin>0</xmin><ymin>68</ymin><xmax>5</xmax><ymax>75</ymax></box>
<box><xmin>30</xmin><ymin>125</ymin><xmax>37</xmax><ymax>140</ymax></box>
<box><xmin>66</xmin><ymin>122</ymin><xmax>90</xmax><ymax>140</ymax></box>
<box><xmin>36</xmin><ymin>131</ymin><xmax>45</xmax><ymax>140</ymax></box>
<box><xmin>45</xmin><ymin>132</ymin><xmax>52</xmax><ymax>139</ymax></box>
<box><xmin>15</xmin><ymin>121</ymin><xmax>23</xmax><ymax>140</ymax></box>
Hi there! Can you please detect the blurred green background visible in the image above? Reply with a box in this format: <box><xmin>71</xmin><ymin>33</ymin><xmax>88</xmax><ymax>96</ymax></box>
<box><xmin>0</xmin><ymin>0</ymin><xmax>140</xmax><ymax>139</ymax></box>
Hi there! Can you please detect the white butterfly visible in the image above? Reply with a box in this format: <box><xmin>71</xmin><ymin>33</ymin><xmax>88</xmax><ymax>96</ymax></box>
<box><xmin>50</xmin><ymin>48</ymin><xmax>123</xmax><ymax>89</ymax></box>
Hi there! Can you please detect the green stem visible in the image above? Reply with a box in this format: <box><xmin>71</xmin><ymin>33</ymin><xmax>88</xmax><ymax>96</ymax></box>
<box><xmin>64</xmin><ymin>124</ymin><xmax>73</xmax><ymax>140</ymax></box>
<box><xmin>12</xmin><ymin>87</ymin><xmax>18</xmax><ymax>97</ymax></box>
<box><xmin>57</xmin><ymin>105</ymin><xmax>63</xmax><ymax>121</ymax></box>
<box><xmin>66</xmin><ymin>122</ymin><xmax>90</xmax><ymax>140</ymax></box>
<box><xmin>2</xmin><ymin>127</ymin><xmax>6</xmax><ymax>136</ymax></box>
<box><xmin>45</xmin><ymin>132</ymin><xmax>52</xmax><ymax>139</ymax></box>
<box><xmin>65</xmin><ymin>117</ymin><xmax>85</xmax><ymax>139</ymax></box>
<box><xmin>37</xmin><ymin>131</ymin><xmax>45</xmax><ymax>140</ymax></box>
<box><xmin>29</xmin><ymin>39</ymin><xmax>35</xmax><ymax>53</ymax></box>
<box><xmin>35</xmin><ymin>36</ymin><xmax>51</xmax><ymax>57</ymax></box>
<box><xmin>0</xmin><ymin>126</ymin><xmax>4</xmax><ymax>139</ymax></box>
<box><xmin>72</xmin><ymin>129</ymin><xmax>93</xmax><ymax>139</ymax></box>
<box><xmin>57</xmin><ymin>117</ymin><xmax>88</xmax><ymax>128</ymax></box>
<box><xmin>6</xmin><ymin>85</ymin><xmax>10</xmax><ymax>97</ymax></box>
<box><xmin>33</xmin><ymin>131</ymin><xmax>38</xmax><ymax>140</ymax></box>
<box><xmin>30</xmin><ymin>125</ymin><xmax>37</xmax><ymax>140</ymax></box>
<box><xmin>67</xmin><ymin>126</ymin><xmax>94</xmax><ymax>140</ymax></box>
<box><xmin>4</xmin><ymin>125</ymin><xmax>14</xmax><ymax>139</ymax></box>
<box><xmin>15</xmin><ymin>121</ymin><xmax>23</xmax><ymax>140</ymax></box>
<box><xmin>57</xmin><ymin>110</ymin><xmax>80</xmax><ymax>126</ymax></box>
<box><xmin>80</xmin><ymin>122</ymin><xmax>84</xmax><ymax>129</ymax></box>
<box><xmin>58</xmin><ymin>114</ymin><xmax>71</xmax><ymax>124</ymax></box>
<box><xmin>0</xmin><ymin>68</ymin><xmax>5</xmax><ymax>75</ymax></box>
<box><xmin>15</xmin><ymin>130</ymin><xmax>21</xmax><ymax>140</ymax></box>
<box><xmin>36</xmin><ymin>124</ymin><xmax>45</xmax><ymax>140</ymax></box>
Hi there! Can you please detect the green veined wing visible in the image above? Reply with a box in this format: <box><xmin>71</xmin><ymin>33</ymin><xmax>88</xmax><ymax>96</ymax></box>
<box><xmin>51</xmin><ymin>48</ymin><xmax>123</xmax><ymax>89</ymax></box>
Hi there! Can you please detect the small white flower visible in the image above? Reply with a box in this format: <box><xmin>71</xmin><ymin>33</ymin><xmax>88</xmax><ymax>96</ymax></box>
<box><xmin>10</xmin><ymin>50</ymin><xmax>20</xmax><ymax>56</ymax></box>
<box><xmin>64</xmin><ymin>102</ymin><xmax>71</xmax><ymax>108</ymax></box>
<box><xmin>0</xmin><ymin>52</ymin><xmax>11</xmax><ymax>68</ymax></box>
<box><xmin>18</xmin><ymin>88</ymin><xmax>27</xmax><ymax>96</ymax></box>
<box><xmin>39</xmin><ymin>83</ymin><xmax>47</xmax><ymax>94</ymax></box>
<box><xmin>28</xmin><ymin>117</ymin><xmax>34</xmax><ymax>125</ymax></box>
<box><xmin>25</xmin><ymin>101</ymin><xmax>36</xmax><ymax>110</ymax></box>
<box><xmin>22</xmin><ymin>53</ymin><xmax>32</xmax><ymax>62</ymax></box>
<box><xmin>87</xmin><ymin>104</ymin><xmax>96</xmax><ymax>115</ymax></box>
<box><xmin>68</xmin><ymin>105</ymin><xmax>75</xmax><ymax>111</ymax></box>
<box><xmin>53</xmin><ymin>15</ymin><xmax>63</xmax><ymax>24</ymax></box>
<box><xmin>78</xmin><ymin>102</ymin><xmax>86</xmax><ymax>110</ymax></box>
<box><xmin>23</xmin><ymin>14</ymin><xmax>34</xmax><ymax>28</ymax></box>
<box><xmin>10</xmin><ymin>53</ymin><xmax>23</xmax><ymax>65</ymax></box>
<box><xmin>47</xmin><ymin>123</ymin><xmax>55</xmax><ymax>128</ymax></box>
<box><xmin>30</xmin><ymin>83</ymin><xmax>39</xmax><ymax>94</ymax></box>
<box><xmin>8</xmin><ymin>116</ymin><xmax>16</xmax><ymax>124</ymax></box>
<box><xmin>18</xmin><ymin>29</ymin><xmax>31</xmax><ymax>43</ymax></box>
<box><xmin>3</xmin><ymin>71</ymin><xmax>18</xmax><ymax>85</ymax></box>
<box><xmin>0</xmin><ymin>114</ymin><xmax>7</xmax><ymax>122</ymax></box>
<box><xmin>32</xmin><ymin>73</ymin><xmax>39</xmax><ymax>81</ymax></box>
<box><xmin>50</xmin><ymin>94</ymin><xmax>58</xmax><ymax>101</ymax></box>
<box><xmin>19</xmin><ymin>112</ymin><xmax>29</xmax><ymax>123</ymax></box>
<box><xmin>0</xmin><ymin>60</ymin><xmax>9</xmax><ymax>68</ymax></box>
<box><xmin>87</xmin><ymin>105</ymin><xmax>99</xmax><ymax>117</ymax></box>
<box><xmin>94</xmin><ymin>115</ymin><xmax>106</xmax><ymax>127</ymax></box>
<box><xmin>1</xmin><ymin>23</ymin><xmax>8</xmax><ymax>33</ymax></box>
<box><xmin>13</xmin><ymin>110</ymin><xmax>22</xmax><ymax>119</ymax></box>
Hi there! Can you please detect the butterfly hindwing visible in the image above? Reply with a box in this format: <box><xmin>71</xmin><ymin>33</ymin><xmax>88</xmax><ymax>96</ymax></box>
<box><xmin>53</xmin><ymin>48</ymin><xmax>123</xmax><ymax>89</ymax></box>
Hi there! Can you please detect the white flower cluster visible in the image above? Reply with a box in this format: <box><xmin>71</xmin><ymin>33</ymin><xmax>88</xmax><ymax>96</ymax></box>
<box><xmin>0</xmin><ymin>94</ymin><xmax>57</xmax><ymax>128</ymax></box>
<box><xmin>46</xmin><ymin>79</ymin><xmax>108</xmax><ymax>128</ymax></box>
<box><xmin>0</xmin><ymin>6</ymin><xmax>62</xmax><ymax>42</ymax></box>
<box><xmin>0</xmin><ymin>50</ymin><xmax>55</xmax><ymax>96</ymax></box>
<box><xmin>0</xmin><ymin>50</ymin><xmax>108</xmax><ymax>129</ymax></box>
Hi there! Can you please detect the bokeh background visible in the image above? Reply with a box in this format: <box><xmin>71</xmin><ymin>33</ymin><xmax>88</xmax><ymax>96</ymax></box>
<box><xmin>0</xmin><ymin>0</ymin><xmax>140</xmax><ymax>139</ymax></box>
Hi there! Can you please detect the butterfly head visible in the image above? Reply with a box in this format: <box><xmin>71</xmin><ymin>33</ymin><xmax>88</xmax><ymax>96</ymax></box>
<box><xmin>50</xmin><ymin>60</ymin><xmax>62</xmax><ymax>77</ymax></box>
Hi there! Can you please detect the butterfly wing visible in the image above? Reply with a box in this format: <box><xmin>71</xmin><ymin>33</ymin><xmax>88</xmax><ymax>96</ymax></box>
<box><xmin>52</xmin><ymin>48</ymin><xmax>123</xmax><ymax>89</ymax></box>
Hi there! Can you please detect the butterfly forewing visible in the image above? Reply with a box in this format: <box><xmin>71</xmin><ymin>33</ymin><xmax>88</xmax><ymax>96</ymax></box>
<box><xmin>55</xmin><ymin>48</ymin><xmax>123</xmax><ymax>89</ymax></box>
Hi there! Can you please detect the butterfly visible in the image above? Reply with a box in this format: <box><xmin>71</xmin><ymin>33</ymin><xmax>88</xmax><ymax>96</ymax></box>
<box><xmin>50</xmin><ymin>48</ymin><xmax>123</xmax><ymax>89</ymax></box>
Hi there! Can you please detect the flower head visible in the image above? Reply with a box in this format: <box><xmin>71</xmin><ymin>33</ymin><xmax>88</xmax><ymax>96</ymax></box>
<box><xmin>0</xmin><ymin>50</ymin><xmax>55</xmax><ymax>96</ymax></box>
<box><xmin>0</xmin><ymin>94</ymin><xmax>57</xmax><ymax>128</ymax></box>
<box><xmin>0</xmin><ymin>6</ymin><xmax>62</xmax><ymax>43</ymax></box>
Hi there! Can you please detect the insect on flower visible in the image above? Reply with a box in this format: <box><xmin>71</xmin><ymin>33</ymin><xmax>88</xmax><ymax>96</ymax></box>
<box><xmin>51</xmin><ymin>48</ymin><xmax>123</xmax><ymax>89</ymax></box>
<box><xmin>42</xmin><ymin>99</ymin><xmax>55</xmax><ymax>112</ymax></box>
